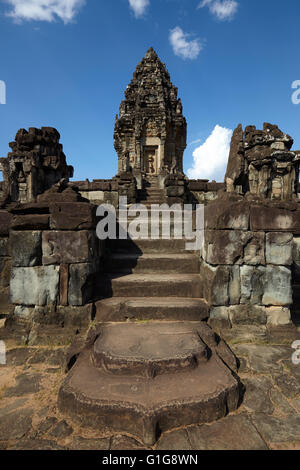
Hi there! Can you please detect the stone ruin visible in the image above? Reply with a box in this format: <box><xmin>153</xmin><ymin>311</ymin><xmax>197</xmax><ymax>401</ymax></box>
<box><xmin>0</xmin><ymin>48</ymin><xmax>299</xmax><ymax>446</ymax></box>
<box><xmin>0</xmin><ymin>127</ymin><xmax>73</xmax><ymax>205</ymax></box>
<box><xmin>225</xmin><ymin>123</ymin><xmax>300</xmax><ymax>200</ymax></box>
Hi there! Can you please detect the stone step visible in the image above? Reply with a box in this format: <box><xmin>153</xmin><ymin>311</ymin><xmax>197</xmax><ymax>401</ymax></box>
<box><xmin>143</xmin><ymin>188</ymin><xmax>164</xmax><ymax>193</ymax></box>
<box><xmin>115</xmin><ymin>211</ymin><xmax>198</xmax><ymax>230</ymax></box>
<box><xmin>58</xmin><ymin>321</ymin><xmax>240</xmax><ymax>446</ymax></box>
<box><xmin>143</xmin><ymin>192</ymin><xmax>164</xmax><ymax>196</ymax></box>
<box><xmin>105</xmin><ymin>252</ymin><xmax>200</xmax><ymax>274</ymax></box>
<box><xmin>139</xmin><ymin>196</ymin><xmax>165</xmax><ymax>201</ymax></box>
<box><xmin>138</xmin><ymin>200</ymin><xmax>166</xmax><ymax>204</ymax></box>
<box><xmin>141</xmin><ymin>187</ymin><xmax>164</xmax><ymax>191</ymax></box>
<box><xmin>117</xmin><ymin>208</ymin><xmax>197</xmax><ymax>215</ymax></box>
<box><xmin>98</xmin><ymin>273</ymin><xmax>203</xmax><ymax>298</ymax></box>
<box><xmin>107</xmin><ymin>238</ymin><xmax>196</xmax><ymax>254</ymax></box>
<box><xmin>114</xmin><ymin>227</ymin><xmax>197</xmax><ymax>238</ymax></box>
<box><xmin>95</xmin><ymin>297</ymin><xmax>209</xmax><ymax>322</ymax></box>
<box><xmin>144</xmin><ymin>186</ymin><xmax>161</xmax><ymax>191</ymax></box>
<box><xmin>138</xmin><ymin>201</ymin><xmax>167</xmax><ymax>205</ymax></box>
<box><xmin>143</xmin><ymin>191</ymin><xmax>164</xmax><ymax>193</ymax></box>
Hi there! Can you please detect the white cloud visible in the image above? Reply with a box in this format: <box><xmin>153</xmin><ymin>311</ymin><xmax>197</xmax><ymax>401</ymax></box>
<box><xmin>128</xmin><ymin>0</ymin><xmax>149</xmax><ymax>18</ymax></box>
<box><xmin>4</xmin><ymin>0</ymin><xmax>86</xmax><ymax>24</ymax></box>
<box><xmin>198</xmin><ymin>0</ymin><xmax>238</xmax><ymax>21</ymax></box>
<box><xmin>169</xmin><ymin>27</ymin><xmax>203</xmax><ymax>60</ymax></box>
<box><xmin>187</xmin><ymin>125</ymin><xmax>233</xmax><ymax>180</ymax></box>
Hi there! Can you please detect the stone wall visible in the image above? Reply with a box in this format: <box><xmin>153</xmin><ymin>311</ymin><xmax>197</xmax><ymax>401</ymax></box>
<box><xmin>4</xmin><ymin>183</ymin><xmax>103</xmax><ymax>344</ymax></box>
<box><xmin>202</xmin><ymin>193</ymin><xmax>300</xmax><ymax>330</ymax></box>
<box><xmin>188</xmin><ymin>180</ymin><xmax>224</xmax><ymax>205</ymax></box>
<box><xmin>293</xmin><ymin>236</ymin><xmax>300</xmax><ymax>317</ymax></box>
<box><xmin>0</xmin><ymin>210</ymin><xmax>12</xmax><ymax>315</ymax></box>
<box><xmin>71</xmin><ymin>177</ymin><xmax>223</xmax><ymax>207</ymax></box>
<box><xmin>73</xmin><ymin>172</ymin><xmax>137</xmax><ymax>207</ymax></box>
<box><xmin>72</xmin><ymin>180</ymin><xmax>119</xmax><ymax>206</ymax></box>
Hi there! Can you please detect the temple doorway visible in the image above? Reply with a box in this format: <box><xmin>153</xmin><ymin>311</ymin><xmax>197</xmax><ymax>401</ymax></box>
<box><xmin>143</xmin><ymin>146</ymin><xmax>158</xmax><ymax>175</ymax></box>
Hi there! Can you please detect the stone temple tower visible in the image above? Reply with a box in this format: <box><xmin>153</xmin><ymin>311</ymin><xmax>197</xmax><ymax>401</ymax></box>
<box><xmin>114</xmin><ymin>48</ymin><xmax>187</xmax><ymax>181</ymax></box>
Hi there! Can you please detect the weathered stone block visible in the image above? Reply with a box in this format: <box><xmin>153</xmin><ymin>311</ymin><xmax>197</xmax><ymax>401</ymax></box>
<box><xmin>200</xmin><ymin>262</ymin><xmax>229</xmax><ymax>306</ymax></box>
<box><xmin>210</xmin><ymin>306</ymin><xmax>230</xmax><ymax>321</ymax></box>
<box><xmin>0</xmin><ymin>211</ymin><xmax>12</xmax><ymax>236</ymax></box>
<box><xmin>229</xmin><ymin>266</ymin><xmax>241</xmax><ymax>305</ymax></box>
<box><xmin>250</xmin><ymin>205</ymin><xmax>300</xmax><ymax>233</ymax></box>
<box><xmin>205</xmin><ymin>200</ymin><xmax>250</xmax><ymax>231</ymax></box>
<box><xmin>229</xmin><ymin>305</ymin><xmax>267</xmax><ymax>326</ymax></box>
<box><xmin>201</xmin><ymin>262</ymin><xmax>240</xmax><ymax>307</ymax></box>
<box><xmin>0</xmin><ymin>286</ymin><xmax>13</xmax><ymax>315</ymax></box>
<box><xmin>210</xmin><ymin>266</ymin><xmax>230</xmax><ymax>306</ymax></box>
<box><xmin>42</xmin><ymin>231</ymin><xmax>97</xmax><ymax>265</ymax></box>
<box><xmin>244</xmin><ymin>232</ymin><xmax>265</xmax><ymax>265</ymax></box>
<box><xmin>293</xmin><ymin>237</ymin><xmax>300</xmax><ymax>264</ymax></box>
<box><xmin>57</xmin><ymin>304</ymin><xmax>94</xmax><ymax>327</ymax></box>
<box><xmin>11</xmin><ymin>214</ymin><xmax>49</xmax><ymax>231</ymax></box>
<box><xmin>10</xmin><ymin>202</ymin><xmax>50</xmax><ymax>215</ymax></box>
<box><xmin>265</xmin><ymin>307</ymin><xmax>291</xmax><ymax>326</ymax></box>
<box><xmin>240</xmin><ymin>265</ymin><xmax>265</xmax><ymax>305</ymax></box>
<box><xmin>204</xmin><ymin>230</ymin><xmax>248</xmax><ymax>265</ymax></box>
<box><xmin>0</xmin><ymin>257</ymin><xmax>11</xmax><ymax>288</ymax></box>
<box><xmin>60</xmin><ymin>264</ymin><xmax>69</xmax><ymax>306</ymax></box>
<box><xmin>266</xmin><ymin>232</ymin><xmax>293</xmax><ymax>266</ymax></box>
<box><xmin>50</xmin><ymin>203</ymin><xmax>96</xmax><ymax>230</ymax></box>
<box><xmin>10</xmin><ymin>231</ymin><xmax>42</xmax><ymax>267</ymax></box>
<box><xmin>0</xmin><ymin>238</ymin><xmax>9</xmax><ymax>257</ymax></box>
<box><xmin>262</xmin><ymin>266</ymin><xmax>292</xmax><ymax>306</ymax></box>
<box><xmin>68</xmin><ymin>263</ymin><xmax>95</xmax><ymax>306</ymax></box>
<box><xmin>10</xmin><ymin>266</ymin><xmax>59</xmax><ymax>306</ymax></box>
<box><xmin>167</xmin><ymin>186</ymin><xmax>185</xmax><ymax>198</ymax></box>
<box><xmin>14</xmin><ymin>306</ymin><xmax>34</xmax><ymax>319</ymax></box>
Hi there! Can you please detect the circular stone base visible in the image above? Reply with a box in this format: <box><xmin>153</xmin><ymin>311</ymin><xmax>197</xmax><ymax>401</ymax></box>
<box><xmin>59</xmin><ymin>321</ymin><xmax>241</xmax><ymax>446</ymax></box>
<box><xmin>92</xmin><ymin>322</ymin><xmax>208</xmax><ymax>377</ymax></box>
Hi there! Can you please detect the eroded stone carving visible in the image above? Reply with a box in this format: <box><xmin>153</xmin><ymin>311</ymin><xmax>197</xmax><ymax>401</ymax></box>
<box><xmin>225</xmin><ymin>123</ymin><xmax>300</xmax><ymax>200</ymax></box>
<box><xmin>0</xmin><ymin>127</ymin><xmax>73</xmax><ymax>204</ymax></box>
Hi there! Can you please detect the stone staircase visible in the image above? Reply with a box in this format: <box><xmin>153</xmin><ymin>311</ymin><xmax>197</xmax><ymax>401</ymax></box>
<box><xmin>138</xmin><ymin>176</ymin><xmax>165</xmax><ymax>207</ymax></box>
<box><xmin>98</xmin><ymin>237</ymin><xmax>208</xmax><ymax>322</ymax></box>
<box><xmin>58</xmin><ymin>205</ymin><xmax>241</xmax><ymax>446</ymax></box>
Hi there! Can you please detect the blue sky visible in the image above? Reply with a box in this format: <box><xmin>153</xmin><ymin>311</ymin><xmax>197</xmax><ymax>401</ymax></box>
<box><xmin>0</xmin><ymin>0</ymin><xmax>300</xmax><ymax>182</ymax></box>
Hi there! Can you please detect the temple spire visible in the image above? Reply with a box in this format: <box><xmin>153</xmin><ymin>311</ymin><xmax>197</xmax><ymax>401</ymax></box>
<box><xmin>144</xmin><ymin>46</ymin><xmax>158</xmax><ymax>60</ymax></box>
<box><xmin>114</xmin><ymin>49</ymin><xmax>187</xmax><ymax>177</ymax></box>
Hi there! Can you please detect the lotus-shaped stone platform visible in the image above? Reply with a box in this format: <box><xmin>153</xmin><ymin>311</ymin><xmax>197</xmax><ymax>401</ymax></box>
<box><xmin>58</xmin><ymin>321</ymin><xmax>241</xmax><ymax>445</ymax></box>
